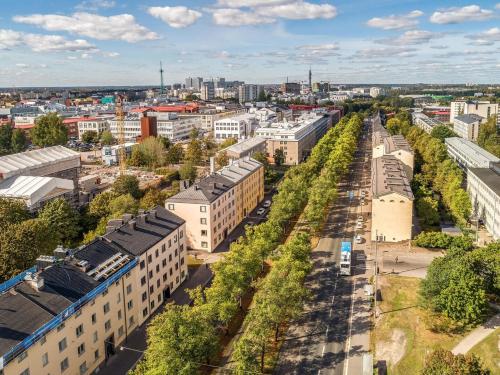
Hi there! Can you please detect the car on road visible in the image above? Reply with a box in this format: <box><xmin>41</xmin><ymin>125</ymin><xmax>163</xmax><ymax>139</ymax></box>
<box><xmin>357</xmin><ymin>216</ymin><xmax>363</xmax><ymax>222</ymax></box>
<box><xmin>356</xmin><ymin>221</ymin><xmax>363</xmax><ymax>229</ymax></box>
<box><xmin>263</xmin><ymin>200</ymin><xmax>271</xmax><ymax>208</ymax></box>
<box><xmin>361</xmin><ymin>191</ymin><xmax>366</xmax><ymax>198</ymax></box>
<box><xmin>355</xmin><ymin>234</ymin><xmax>363</xmax><ymax>244</ymax></box>
<box><xmin>256</xmin><ymin>208</ymin><xmax>266</xmax><ymax>215</ymax></box>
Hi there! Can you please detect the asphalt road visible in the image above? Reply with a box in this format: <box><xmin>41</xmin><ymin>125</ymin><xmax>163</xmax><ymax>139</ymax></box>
<box><xmin>275</xmin><ymin>118</ymin><xmax>374</xmax><ymax>375</ymax></box>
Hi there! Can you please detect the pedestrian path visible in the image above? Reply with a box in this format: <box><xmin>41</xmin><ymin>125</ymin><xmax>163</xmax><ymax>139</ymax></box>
<box><xmin>451</xmin><ymin>313</ymin><xmax>500</xmax><ymax>355</ymax></box>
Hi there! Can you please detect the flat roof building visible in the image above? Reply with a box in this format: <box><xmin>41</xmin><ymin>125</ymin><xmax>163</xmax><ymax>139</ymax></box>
<box><xmin>221</xmin><ymin>137</ymin><xmax>267</xmax><ymax>160</ymax></box>
<box><xmin>445</xmin><ymin>137</ymin><xmax>499</xmax><ymax>170</ymax></box>
<box><xmin>412</xmin><ymin>112</ymin><xmax>444</xmax><ymax>134</ymax></box>
<box><xmin>453</xmin><ymin>114</ymin><xmax>484</xmax><ymax>142</ymax></box>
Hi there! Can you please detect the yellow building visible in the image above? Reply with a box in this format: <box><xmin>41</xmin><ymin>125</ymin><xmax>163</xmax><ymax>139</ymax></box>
<box><xmin>371</xmin><ymin>155</ymin><xmax>414</xmax><ymax>242</ymax></box>
<box><xmin>0</xmin><ymin>206</ymin><xmax>187</xmax><ymax>375</ymax></box>
<box><xmin>166</xmin><ymin>157</ymin><xmax>264</xmax><ymax>252</ymax></box>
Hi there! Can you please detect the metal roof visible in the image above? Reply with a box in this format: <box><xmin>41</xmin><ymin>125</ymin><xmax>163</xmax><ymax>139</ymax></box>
<box><xmin>372</xmin><ymin>155</ymin><xmax>414</xmax><ymax>200</ymax></box>
<box><xmin>217</xmin><ymin>158</ymin><xmax>262</xmax><ymax>184</ymax></box>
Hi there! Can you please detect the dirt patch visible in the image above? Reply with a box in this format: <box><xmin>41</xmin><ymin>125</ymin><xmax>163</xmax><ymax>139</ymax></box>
<box><xmin>376</xmin><ymin>329</ymin><xmax>407</xmax><ymax>366</ymax></box>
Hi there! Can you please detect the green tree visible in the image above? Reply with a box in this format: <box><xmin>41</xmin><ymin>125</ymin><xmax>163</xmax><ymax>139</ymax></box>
<box><xmin>128</xmin><ymin>146</ymin><xmax>147</xmax><ymax>167</ymax></box>
<box><xmin>430</xmin><ymin>125</ymin><xmax>456</xmax><ymax>142</ymax></box>
<box><xmin>219</xmin><ymin>137</ymin><xmax>238</xmax><ymax>149</ymax></box>
<box><xmin>137</xmin><ymin>137</ymin><xmax>166</xmax><ymax>169</ymax></box>
<box><xmin>38</xmin><ymin>198</ymin><xmax>80</xmax><ymax>246</ymax></box>
<box><xmin>88</xmin><ymin>191</ymin><xmax>117</xmax><ymax>219</ymax></box>
<box><xmin>189</xmin><ymin>128</ymin><xmax>199</xmax><ymax>140</ymax></box>
<box><xmin>0</xmin><ymin>198</ymin><xmax>30</xmax><ymax>231</ymax></box>
<box><xmin>252</xmin><ymin>151</ymin><xmax>269</xmax><ymax>167</ymax></box>
<box><xmin>109</xmin><ymin>194</ymin><xmax>138</xmax><ymax>217</ymax></box>
<box><xmin>422</xmin><ymin>349</ymin><xmax>490</xmax><ymax>375</ymax></box>
<box><xmin>31</xmin><ymin>113</ymin><xmax>68</xmax><ymax>147</ymax></box>
<box><xmin>215</xmin><ymin>151</ymin><xmax>229</xmax><ymax>169</ymax></box>
<box><xmin>139</xmin><ymin>189</ymin><xmax>167</xmax><ymax>210</ymax></box>
<box><xmin>179</xmin><ymin>163</ymin><xmax>197</xmax><ymax>183</ymax></box>
<box><xmin>0</xmin><ymin>124</ymin><xmax>13</xmax><ymax>154</ymax></box>
<box><xmin>11</xmin><ymin>128</ymin><xmax>27</xmax><ymax>152</ymax></box>
<box><xmin>416</xmin><ymin>196</ymin><xmax>440</xmax><ymax>226</ymax></box>
<box><xmin>100</xmin><ymin>130</ymin><xmax>114</xmax><ymax>145</ymax></box>
<box><xmin>477</xmin><ymin>116</ymin><xmax>499</xmax><ymax>157</ymax></box>
<box><xmin>113</xmin><ymin>175</ymin><xmax>141</xmax><ymax>199</ymax></box>
<box><xmin>159</xmin><ymin>136</ymin><xmax>171</xmax><ymax>149</ymax></box>
<box><xmin>257</xmin><ymin>88</ymin><xmax>267</xmax><ymax>102</ymax></box>
<box><xmin>165</xmin><ymin>143</ymin><xmax>184</xmax><ymax>164</ymax></box>
<box><xmin>273</xmin><ymin>148</ymin><xmax>285</xmax><ymax>166</ymax></box>
<box><xmin>81</xmin><ymin>130</ymin><xmax>98</xmax><ymax>143</ymax></box>
<box><xmin>0</xmin><ymin>219</ymin><xmax>58</xmax><ymax>281</ymax></box>
<box><xmin>186</xmin><ymin>139</ymin><xmax>203</xmax><ymax>165</ymax></box>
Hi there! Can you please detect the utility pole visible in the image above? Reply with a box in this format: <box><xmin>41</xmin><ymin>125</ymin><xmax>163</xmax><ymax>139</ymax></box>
<box><xmin>159</xmin><ymin>61</ymin><xmax>165</xmax><ymax>95</ymax></box>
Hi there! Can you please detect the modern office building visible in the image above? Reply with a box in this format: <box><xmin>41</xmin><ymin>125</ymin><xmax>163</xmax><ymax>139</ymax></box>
<box><xmin>165</xmin><ymin>157</ymin><xmax>264</xmax><ymax>252</ymax></box>
<box><xmin>450</xmin><ymin>100</ymin><xmax>498</xmax><ymax>125</ymax></box>
<box><xmin>412</xmin><ymin>112</ymin><xmax>444</xmax><ymax>134</ymax></box>
<box><xmin>238</xmin><ymin>84</ymin><xmax>260</xmax><ymax>104</ymax></box>
<box><xmin>370</xmin><ymin>87</ymin><xmax>386</xmax><ymax>98</ymax></box>
<box><xmin>255</xmin><ymin>112</ymin><xmax>338</xmax><ymax>165</ymax></box>
<box><xmin>221</xmin><ymin>137</ymin><xmax>267</xmax><ymax>159</ymax></box>
<box><xmin>445</xmin><ymin>137</ymin><xmax>499</xmax><ymax>170</ymax></box>
<box><xmin>179</xmin><ymin>108</ymin><xmax>246</xmax><ymax>131</ymax></box>
<box><xmin>467</xmin><ymin>162</ymin><xmax>500</xmax><ymax>240</ymax></box>
<box><xmin>77</xmin><ymin>117</ymin><xmax>110</xmax><ymax>140</ymax></box>
<box><xmin>371</xmin><ymin>155</ymin><xmax>414</xmax><ymax>242</ymax></box>
<box><xmin>201</xmin><ymin>81</ymin><xmax>215</xmax><ymax>101</ymax></box>
<box><xmin>280</xmin><ymin>82</ymin><xmax>301</xmax><ymax>95</ymax></box>
<box><xmin>213</xmin><ymin>114</ymin><xmax>257</xmax><ymax>141</ymax></box>
<box><xmin>0</xmin><ymin>206</ymin><xmax>187</xmax><ymax>375</ymax></box>
<box><xmin>185</xmin><ymin>77</ymin><xmax>203</xmax><ymax>90</ymax></box>
<box><xmin>453</xmin><ymin>114</ymin><xmax>484</xmax><ymax>141</ymax></box>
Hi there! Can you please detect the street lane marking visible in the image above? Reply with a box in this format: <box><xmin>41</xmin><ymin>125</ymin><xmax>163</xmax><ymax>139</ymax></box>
<box><xmin>343</xmin><ymin>279</ymin><xmax>357</xmax><ymax>375</ymax></box>
<box><xmin>329</xmin><ymin>307</ymin><xmax>332</xmax><ymax>317</ymax></box>
<box><xmin>322</xmin><ymin>344</ymin><xmax>326</xmax><ymax>357</ymax></box>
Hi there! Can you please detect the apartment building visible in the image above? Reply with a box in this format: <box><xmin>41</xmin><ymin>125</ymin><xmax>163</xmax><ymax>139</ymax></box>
<box><xmin>467</xmin><ymin>162</ymin><xmax>500</xmax><ymax>240</ymax></box>
<box><xmin>238</xmin><ymin>84</ymin><xmax>260</xmax><ymax>104</ymax></box>
<box><xmin>0</xmin><ymin>206</ymin><xmax>187</xmax><ymax>375</ymax></box>
<box><xmin>179</xmin><ymin>108</ymin><xmax>246</xmax><ymax>131</ymax></box>
<box><xmin>201</xmin><ymin>82</ymin><xmax>215</xmax><ymax>101</ymax></box>
<box><xmin>77</xmin><ymin>117</ymin><xmax>109</xmax><ymax>140</ymax></box>
<box><xmin>166</xmin><ymin>157</ymin><xmax>263</xmax><ymax>252</ymax></box>
<box><xmin>412</xmin><ymin>112</ymin><xmax>444</xmax><ymax>134</ymax></box>
<box><xmin>0</xmin><ymin>146</ymin><xmax>81</xmax><ymax>209</ymax></box>
<box><xmin>222</xmin><ymin>137</ymin><xmax>267</xmax><ymax>159</ymax></box>
<box><xmin>371</xmin><ymin>155</ymin><xmax>414</xmax><ymax>242</ymax></box>
<box><xmin>445</xmin><ymin>137</ymin><xmax>499</xmax><ymax>171</ymax></box>
<box><xmin>453</xmin><ymin>114</ymin><xmax>484</xmax><ymax>141</ymax></box>
<box><xmin>213</xmin><ymin>114</ymin><xmax>257</xmax><ymax>141</ymax></box>
<box><xmin>370</xmin><ymin>87</ymin><xmax>386</xmax><ymax>98</ymax></box>
<box><xmin>450</xmin><ymin>100</ymin><xmax>498</xmax><ymax>124</ymax></box>
<box><xmin>255</xmin><ymin>112</ymin><xmax>338</xmax><ymax>165</ymax></box>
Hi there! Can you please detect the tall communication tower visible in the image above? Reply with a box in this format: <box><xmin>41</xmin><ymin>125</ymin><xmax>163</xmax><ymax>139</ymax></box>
<box><xmin>159</xmin><ymin>61</ymin><xmax>165</xmax><ymax>95</ymax></box>
<box><xmin>309</xmin><ymin>66</ymin><xmax>312</xmax><ymax>88</ymax></box>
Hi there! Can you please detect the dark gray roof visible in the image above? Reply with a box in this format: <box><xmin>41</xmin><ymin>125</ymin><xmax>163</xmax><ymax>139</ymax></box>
<box><xmin>166</xmin><ymin>174</ymin><xmax>235</xmax><ymax>204</ymax></box>
<box><xmin>469</xmin><ymin>162</ymin><xmax>500</xmax><ymax>196</ymax></box>
<box><xmin>104</xmin><ymin>206</ymin><xmax>185</xmax><ymax>256</ymax></box>
<box><xmin>74</xmin><ymin>239</ymin><xmax>120</xmax><ymax>269</ymax></box>
<box><xmin>372</xmin><ymin>155</ymin><xmax>414</xmax><ymax>200</ymax></box>
<box><xmin>455</xmin><ymin>114</ymin><xmax>484</xmax><ymax>124</ymax></box>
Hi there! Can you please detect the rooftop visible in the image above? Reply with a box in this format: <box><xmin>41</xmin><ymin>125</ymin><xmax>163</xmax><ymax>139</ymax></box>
<box><xmin>167</xmin><ymin>174</ymin><xmax>235</xmax><ymax>204</ymax></box>
<box><xmin>223</xmin><ymin>137</ymin><xmax>266</xmax><ymax>154</ymax></box>
<box><xmin>372</xmin><ymin>155</ymin><xmax>414</xmax><ymax>200</ymax></box>
<box><xmin>468</xmin><ymin>162</ymin><xmax>500</xmax><ymax>197</ymax></box>
<box><xmin>384</xmin><ymin>135</ymin><xmax>412</xmax><ymax>154</ymax></box>
<box><xmin>455</xmin><ymin>114</ymin><xmax>484</xmax><ymax>124</ymax></box>
<box><xmin>445</xmin><ymin>137</ymin><xmax>499</xmax><ymax>166</ymax></box>
<box><xmin>217</xmin><ymin>158</ymin><xmax>262</xmax><ymax>184</ymax></box>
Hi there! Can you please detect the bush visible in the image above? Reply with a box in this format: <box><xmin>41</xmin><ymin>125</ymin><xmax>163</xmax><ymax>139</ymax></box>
<box><xmin>155</xmin><ymin>168</ymin><xmax>179</xmax><ymax>184</ymax></box>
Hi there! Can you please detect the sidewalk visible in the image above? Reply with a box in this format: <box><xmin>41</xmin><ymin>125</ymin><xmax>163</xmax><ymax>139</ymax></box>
<box><xmin>97</xmin><ymin>265</ymin><xmax>213</xmax><ymax>375</ymax></box>
<box><xmin>451</xmin><ymin>313</ymin><xmax>500</xmax><ymax>355</ymax></box>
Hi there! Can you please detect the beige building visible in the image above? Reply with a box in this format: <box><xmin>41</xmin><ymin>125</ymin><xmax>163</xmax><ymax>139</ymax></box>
<box><xmin>0</xmin><ymin>206</ymin><xmax>187</xmax><ymax>375</ymax></box>
<box><xmin>255</xmin><ymin>112</ymin><xmax>338</xmax><ymax>165</ymax></box>
<box><xmin>179</xmin><ymin>108</ymin><xmax>246</xmax><ymax>131</ymax></box>
<box><xmin>222</xmin><ymin>137</ymin><xmax>267</xmax><ymax>160</ymax></box>
<box><xmin>453</xmin><ymin>114</ymin><xmax>484</xmax><ymax>142</ymax></box>
<box><xmin>166</xmin><ymin>158</ymin><xmax>264</xmax><ymax>252</ymax></box>
<box><xmin>450</xmin><ymin>100</ymin><xmax>498</xmax><ymax>125</ymax></box>
<box><xmin>371</xmin><ymin>155</ymin><xmax>414</xmax><ymax>242</ymax></box>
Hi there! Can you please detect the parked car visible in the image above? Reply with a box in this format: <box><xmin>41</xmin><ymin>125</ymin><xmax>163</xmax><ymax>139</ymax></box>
<box><xmin>257</xmin><ymin>208</ymin><xmax>266</xmax><ymax>215</ymax></box>
<box><xmin>355</xmin><ymin>234</ymin><xmax>363</xmax><ymax>244</ymax></box>
<box><xmin>356</xmin><ymin>221</ymin><xmax>363</xmax><ymax>229</ymax></box>
<box><xmin>263</xmin><ymin>200</ymin><xmax>271</xmax><ymax>208</ymax></box>
<box><xmin>357</xmin><ymin>216</ymin><xmax>363</xmax><ymax>223</ymax></box>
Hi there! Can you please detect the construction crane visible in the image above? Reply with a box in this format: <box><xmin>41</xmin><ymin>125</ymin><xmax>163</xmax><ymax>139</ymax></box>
<box><xmin>115</xmin><ymin>94</ymin><xmax>126</xmax><ymax>175</ymax></box>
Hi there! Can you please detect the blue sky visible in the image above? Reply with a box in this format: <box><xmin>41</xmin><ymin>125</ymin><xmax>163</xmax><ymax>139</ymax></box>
<box><xmin>1</xmin><ymin>0</ymin><xmax>499</xmax><ymax>86</ymax></box>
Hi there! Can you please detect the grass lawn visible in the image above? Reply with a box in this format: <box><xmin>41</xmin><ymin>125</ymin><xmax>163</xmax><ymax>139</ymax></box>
<box><xmin>469</xmin><ymin>328</ymin><xmax>499</xmax><ymax>373</ymax></box>
<box><xmin>374</xmin><ymin>275</ymin><xmax>467</xmax><ymax>375</ymax></box>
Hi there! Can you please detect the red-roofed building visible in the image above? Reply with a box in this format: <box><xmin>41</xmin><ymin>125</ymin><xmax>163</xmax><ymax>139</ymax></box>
<box><xmin>130</xmin><ymin>103</ymin><xmax>199</xmax><ymax>114</ymax></box>
<box><xmin>62</xmin><ymin>117</ymin><xmax>83</xmax><ymax>138</ymax></box>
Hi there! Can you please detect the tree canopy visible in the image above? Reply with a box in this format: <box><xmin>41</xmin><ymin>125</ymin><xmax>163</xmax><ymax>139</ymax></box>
<box><xmin>422</xmin><ymin>349</ymin><xmax>490</xmax><ymax>375</ymax></box>
<box><xmin>430</xmin><ymin>125</ymin><xmax>457</xmax><ymax>142</ymax></box>
<box><xmin>112</xmin><ymin>175</ymin><xmax>142</xmax><ymax>199</ymax></box>
<box><xmin>31</xmin><ymin>113</ymin><xmax>68</xmax><ymax>147</ymax></box>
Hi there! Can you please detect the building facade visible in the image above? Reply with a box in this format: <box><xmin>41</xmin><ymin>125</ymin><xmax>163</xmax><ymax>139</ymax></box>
<box><xmin>222</xmin><ymin>137</ymin><xmax>267</xmax><ymax>159</ymax></box>
<box><xmin>453</xmin><ymin>114</ymin><xmax>484</xmax><ymax>141</ymax></box>
<box><xmin>213</xmin><ymin>114</ymin><xmax>257</xmax><ymax>141</ymax></box>
<box><xmin>371</xmin><ymin>155</ymin><xmax>414</xmax><ymax>242</ymax></box>
<box><xmin>467</xmin><ymin>162</ymin><xmax>500</xmax><ymax>240</ymax></box>
<box><xmin>450</xmin><ymin>101</ymin><xmax>499</xmax><ymax>124</ymax></box>
<box><xmin>412</xmin><ymin>112</ymin><xmax>444</xmax><ymax>134</ymax></box>
<box><xmin>201</xmin><ymin>82</ymin><xmax>215</xmax><ymax>101</ymax></box>
<box><xmin>0</xmin><ymin>206</ymin><xmax>187</xmax><ymax>375</ymax></box>
<box><xmin>179</xmin><ymin>108</ymin><xmax>246</xmax><ymax>131</ymax></box>
<box><xmin>445</xmin><ymin>137</ymin><xmax>499</xmax><ymax>170</ymax></box>
<box><xmin>77</xmin><ymin>118</ymin><xmax>109</xmax><ymax>140</ymax></box>
<box><xmin>238</xmin><ymin>84</ymin><xmax>260</xmax><ymax>104</ymax></box>
<box><xmin>166</xmin><ymin>158</ymin><xmax>264</xmax><ymax>252</ymax></box>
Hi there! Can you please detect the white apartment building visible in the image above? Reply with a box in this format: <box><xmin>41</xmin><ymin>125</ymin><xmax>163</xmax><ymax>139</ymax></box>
<box><xmin>213</xmin><ymin>114</ymin><xmax>257</xmax><ymax>141</ymax></box>
<box><xmin>179</xmin><ymin>108</ymin><xmax>246</xmax><ymax>131</ymax></box>
<box><xmin>412</xmin><ymin>112</ymin><xmax>444</xmax><ymax>134</ymax></box>
<box><xmin>467</xmin><ymin>162</ymin><xmax>500</xmax><ymax>240</ymax></box>
<box><xmin>370</xmin><ymin>87</ymin><xmax>386</xmax><ymax>98</ymax></box>
<box><xmin>453</xmin><ymin>114</ymin><xmax>484</xmax><ymax>141</ymax></box>
<box><xmin>165</xmin><ymin>158</ymin><xmax>264</xmax><ymax>252</ymax></box>
<box><xmin>77</xmin><ymin>117</ymin><xmax>109</xmax><ymax>139</ymax></box>
<box><xmin>450</xmin><ymin>101</ymin><xmax>498</xmax><ymax>124</ymax></box>
<box><xmin>329</xmin><ymin>91</ymin><xmax>353</xmax><ymax>102</ymax></box>
<box><xmin>102</xmin><ymin>143</ymin><xmax>136</xmax><ymax>166</ymax></box>
<box><xmin>445</xmin><ymin>137</ymin><xmax>499</xmax><ymax>170</ymax></box>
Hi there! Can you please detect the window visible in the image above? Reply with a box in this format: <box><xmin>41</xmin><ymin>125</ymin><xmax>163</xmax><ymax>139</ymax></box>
<box><xmin>19</xmin><ymin>370</ymin><xmax>29</xmax><ymax>375</ymax></box>
<box><xmin>40</xmin><ymin>335</ymin><xmax>46</xmax><ymax>345</ymax></box>
<box><xmin>169</xmin><ymin>268</ymin><xmax>173</xmax><ymax>276</ymax></box>
<box><xmin>140</xmin><ymin>260</ymin><xmax>145</xmax><ymax>270</ymax></box>
<box><xmin>141</xmin><ymin>276</ymin><xmax>146</xmax><ymax>286</ymax></box>
<box><xmin>149</xmin><ymin>285</ymin><xmax>154</xmax><ymax>294</ymax></box>
<box><xmin>126</xmin><ymin>284</ymin><xmax>132</xmax><ymax>295</ymax></box>
<box><xmin>102</xmin><ymin>290</ymin><xmax>108</xmax><ymax>297</ymax></box>
<box><xmin>180</xmin><ymin>244</ymin><xmax>184</xmax><ymax>252</ymax></box>
<box><xmin>118</xmin><ymin>310</ymin><xmax>122</xmax><ymax>320</ymax></box>
<box><xmin>57</xmin><ymin>323</ymin><xmax>65</xmax><ymax>332</ymax></box>
<box><xmin>148</xmin><ymin>255</ymin><xmax>152</xmax><ymax>263</ymax></box>
<box><xmin>158</xmin><ymin>294</ymin><xmax>162</xmax><ymax>303</ymax></box>
<box><xmin>168</xmin><ymin>204</ymin><xmax>175</xmax><ymax>210</ymax></box>
<box><xmin>17</xmin><ymin>351</ymin><xmax>27</xmax><ymax>363</ymax></box>
<box><xmin>149</xmin><ymin>270</ymin><xmax>153</xmax><ymax>278</ymax></box>
<box><xmin>156</xmin><ymin>264</ymin><xmax>160</xmax><ymax>273</ymax></box>
<box><xmin>181</xmin><ymin>270</ymin><xmax>185</xmax><ymax>279</ymax></box>
<box><xmin>91</xmin><ymin>313</ymin><xmax>97</xmax><ymax>324</ymax></box>
<box><xmin>200</xmin><ymin>206</ymin><xmax>206</xmax><ymax>212</ymax></box>
<box><xmin>76</xmin><ymin>324</ymin><xmax>84</xmax><ymax>337</ymax></box>
<box><xmin>93</xmin><ymin>332</ymin><xmax>98</xmax><ymax>343</ymax></box>
<box><xmin>200</xmin><ymin>218</ymin><xmax>207</xmax><ymax>224</ymax></box>
<box><xmin>118</xmin><ymin>326</ymin><xmax>124</xmax><ymax>337</ymax></box>
<box><xmin>128</xmin><ymin>300</ymin><xmax>134</xmax><ymax>310</ymax></box>
<box><xmin>175</xmin><ymin>263</ymin><xmax>179</xmax><ymax>270</ymax></box>
<box><xmin>162</xmin><ymin>259</ymin><xmax>167</xmax><ymax>267</ymax></box>
<box><xmin>60</xmin><ymin>358</ymin><xmax>69</xmax><ymax>372</ymax></box>
<box><xmin>76</xmin><ymin>309</ymin><xmax>82</xmax><ymax>318</ymax></box>
<box><xmin>156</xmin><ymin>279</ymin><xmax>160</xmax><ymax>288</ymax></box>
<box><xmin>117</xmin><ymin>292</ymin><xmax>121</xmax><ymax>303</ymax></box>
<box><xmin>94</xmin><ymin>350</ymin><xmax>100</xmax><ymax>361</ymax></box>
<box><xmin>58</xmin><ymin>338</ymin><xmax>67</xmax><ymax>352</ymax></box>
<box><xmin>201</xmin><ymin>230</ymin><xmax>207</xmax><ymax>236</ymax></box>
<box><xmin>168</xmin><ymin>254</ymin><xmax>172</xmax><ymax>262</ymax></box>
<box><xmin>77</xmin><ymin>343</ymin><xmax>85</xmax><ymax>356</ymax></box>
<box><xmin>181</xmin><ymin>258</ymin><xmax>185</xmax><ymax>266</ymax></box>
<box><xmin>168</xmin><ymin>239</ymin><xmax>171</xmax><ymax>247</ymax></box>
<box><xmin>129</xmin><ymin>316</ymin><xmax>135</xmax><ymax>327</ymax></box>
<box><xmin>150</xmin><ymin>301</ymin><xmax>155</xmax><ymax>309</ymax></box>
<box><xmin>163</xmin><ymin>273</ymin><xmax>167</xmax><ymax>282</ymax></box>
<box><xmin>142</xmin><ymin>292</ymin><xmax>147</xmax><ymax>301</ymax></box>
<box><xmin>143</xmin><ymin>308</ymin><xmax>148</xmax><ymax>317</ymax></box>
<box><xmin>161</xmin><ymin>244</ymin><xmax>166</xmax><ymax>253</ymax></box>
<box><xmin>42</xmin><ymin>352</ymin><xmax>49</xmax><ymax>367</ymax></box>
<box><xmin>175</xmin><ymin>249</ymin><xmax>178</xmax><ymax>257</ymax></box>
<box><xmin>79</xmin><ymin>361</ymin><xmax>87</xmax><ymax>375</ymax></box>
<box><xmin>105</xmin><ymin>320</ymin><xmax>111</xmax><ymax>332</ymax></box>
<box><xmin>201</xmin><ymin>241</ymin><xmax>208</xmax><ymax>248</ymax></box>
<box><xmin>155</xmin><ymin>249</ymin><xmax>159</xmax><ymax>258</ymax></box>
<box><xmin>103</xmin><ymin>303</ymin><xmax>110</xmax><ymax>314</ymax></box>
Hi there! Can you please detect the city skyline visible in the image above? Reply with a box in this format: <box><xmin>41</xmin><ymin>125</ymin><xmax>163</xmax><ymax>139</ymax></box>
<box><xmin>1</xmin><ymin>0</ymin><xmax>499</xmax><ymax>86</ymax></box>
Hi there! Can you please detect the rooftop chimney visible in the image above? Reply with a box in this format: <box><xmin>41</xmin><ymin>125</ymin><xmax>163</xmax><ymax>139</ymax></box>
<box><xmin>210</xmin><ymin>156</ymin><xmax>216</xmax><ymax>174</ymax></box>
<box><xmin>25</xmin><ymin>272</ymin><xmax>45</xmax><ymax>291</ymax></box>
<box><xmin>128</xmin><ymin>220</ymin><xmax>137</xmax><ymax>230</ymax></box>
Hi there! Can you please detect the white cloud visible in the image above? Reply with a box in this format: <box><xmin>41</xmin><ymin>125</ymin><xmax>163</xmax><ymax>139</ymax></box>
<box><xmin>0</xmin><ymin>28</ymin><xmax>96</xmax><ymax>52</ymax></box>
<box><xmin>377</xmin><ymin>30</ymin><xmax>441</xmax><ymax>46</ymax></box>
<box><xmin>81</xmin><ymin>53</ymin><xmax>92</xmax><ymax>59</ymax></box>
<box><xmin>216</xmin><ymin>0</ymin><xmax>291</xmax><ymax>7</ymax></box>
<box><xmin>367</xmin><ymin>10</ymin><xmax>423</xmax><ymax>30</ymax></box>
<box><xmin>212</xmin><ymin>8</ymin><xmax>274</xmax><ymax>26</ymax></box>
<box><xmin>67</xmin><ymin>56</ymin><xmax>78</xmax><ymax>60</ymax></box>
<box><xmin>297</xmin><ymin>43</ymin><xmax>338</xmax><ymax>51</ymax></box>
<box><xmin>75</xmin><ymin>0</ymin><xmax>115</xmax><ymax>11</ymax></box>
<box><xmin>103</xmin><ymin>51</ymin><xmax>120</xmax><ymax>57</ymax></box>
<box><xmin>148</xmin><ymin>6</ymin><xmax>202</xmax><ymax>28</ymax></box>
<box><xmin>353</xmin><ymin>46</ymin><xmax>417</xmax><ymax>59</ymax></box>
<box><xmin>255</xmin><ymin>1</ymin><xmax>337</xmax><ymax>20</ymax></box>
<box><xmin>16</xmin><ymin>63</ymin><xmax>29</xmax><ymax>68</ymax></box>
<box><xmin>496</xmin><ymin>3</ymin><xmax>500</xmax><ymax>9</ymax></box>
<box><xmin>13</xmin><ymin>12</ymin><xmax>159</xmax><ymax>42</ymax></box>
<box><xmin>466</xmin><ymin>27</ymin><xmax>500</xmax><ymax>45</ymax></box>
<box><xmin>430</xmin><ymin>5</ymin><xmax>494</xmax><ymax>24</ymax></box>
